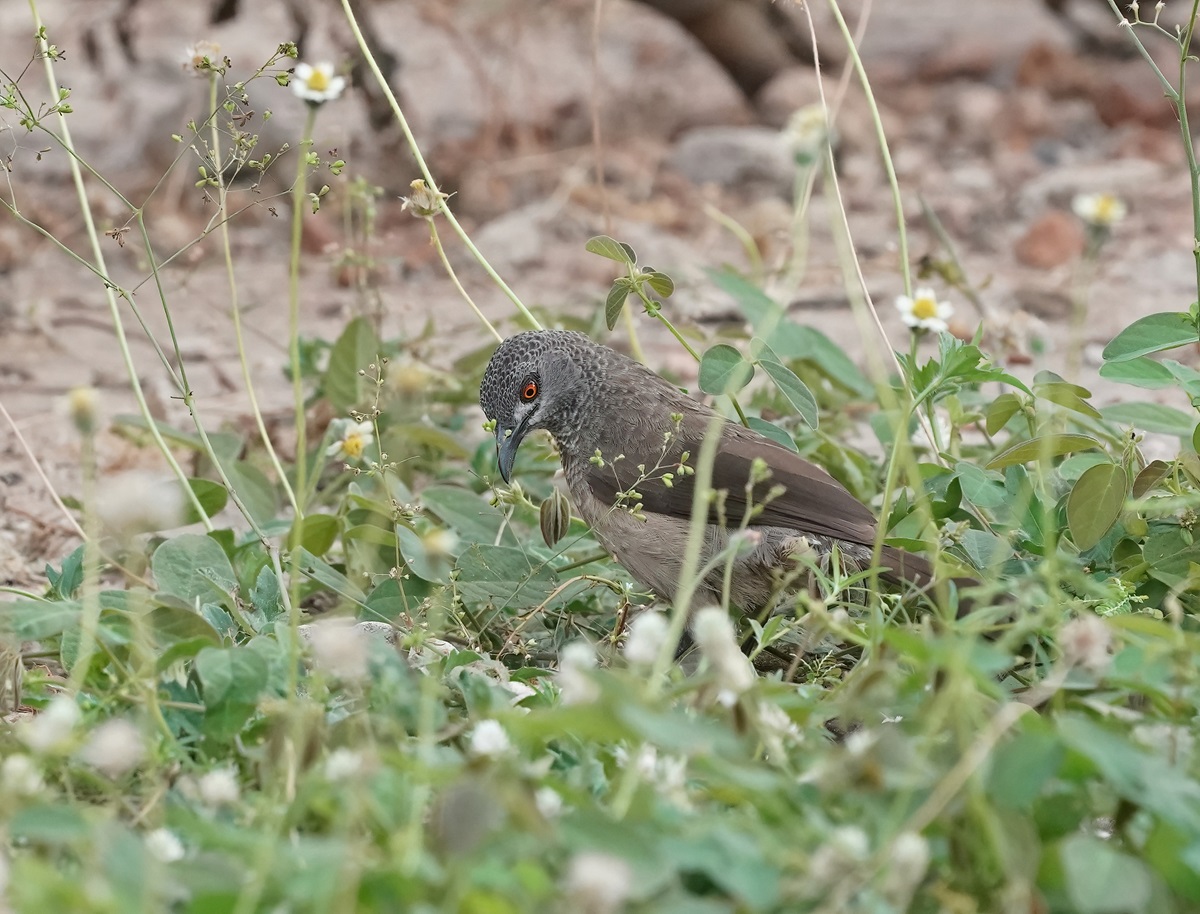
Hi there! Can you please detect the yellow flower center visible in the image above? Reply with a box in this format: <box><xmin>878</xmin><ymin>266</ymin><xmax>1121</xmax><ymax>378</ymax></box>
<box><xmin>306</xmin><ymin>69</ymin><xmax>329</xmax><ymax>92</ymax></box>
<box><xmin>342</xmin><ymin>432</ymin><xmax>365</xmax><ymax>459</ymax></box>
<box><xmin>911</xmin><ymin>296</ymin><xmax>938</xmax><ymax>320</ymax></box>
<box><xmin>1093</xmin><ymin>195</ymin><xmax>1117</xmax><ymax>223</ymax></box>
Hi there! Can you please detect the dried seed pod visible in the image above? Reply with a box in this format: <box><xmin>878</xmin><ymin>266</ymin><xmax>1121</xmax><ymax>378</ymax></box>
<box><xmin>540</xmin><ymin>488</ymin><xmax>572</xmax><ymax>547</ymax></box>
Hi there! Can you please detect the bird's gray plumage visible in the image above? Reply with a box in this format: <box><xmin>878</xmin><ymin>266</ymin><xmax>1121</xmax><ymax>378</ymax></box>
<box><xmin>479</xmin><ymin>329</ymin><xmax>937</xmax><ymax>615</ymax></box>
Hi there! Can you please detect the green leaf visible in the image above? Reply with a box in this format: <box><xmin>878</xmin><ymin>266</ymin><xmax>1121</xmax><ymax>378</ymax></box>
<box><xmin>954</xmin><ymin>462</ymin><xmax>1006</xmax><ymax>508</ymax></box>
<box><xmin>1059</xmin><ymin>834</ymin><xmax>1152</xmax><ymax>914</ymax></box>
<box><xmin>985</xmin><ymin>434</ymin><xmax>1102</xmax><ymax>470</ymax></box>
<box><xmin>195</xmin><ymin>644</ymin><xmax>270</xmax><ymax>706</ymax></box>
<box><xmin>454</xmin><ymin>544</ymin><xmax>559</xmax><ymax>610</ymax></box>
<box><xmin>1067</xmin><ymin>462</ymin><xmax>1128</xmax><ymax>551</ymax></box>
<box><xmin>1133</xmin><ymin>460</ymin><xmax>1171</xmax><ymax>499</ymax></box>
<box><xmin>396</xmin><ymin>524</ymin><xmax>451</xmax><ymax>584</ymax></box>
<box><xmin>604</xmin><ymin>279</ymin><xmax>631</xmax><ymax>331</ymax></box>
<box><xmin>745</xmin><ymin>417</ymin><xmax>799</xmax><ymax>452</ymax></box>
<box><xmin>45</xmin><ymin>546</ymin><xmax>84</xmax><ymax>600</ymax></box>
<box><xmin>323</xmin><ymin>316</ymin><xmax>381</xmax><ymax>412</ymax></box>
<box><xmin>1098</xmin><ymin>356</ymin><xmax>1176</xmax><ymax>389</ymax></box>
<box><xmin>644</xmin><ymin>270</ymin><xmax>674</xmax><ymax>298</ymax></box>
<box><xmin>421</xmin><ymin>485</ymin><xmax>515</xmax><ymax>545</ymax></box>
<box><xmin>294</xmin><ymin>548</ymin><xmax>366</xmax><ymax>605</ymax></box>
<box><xmin>1102</xmin><ymin>311</ymin><xmax>1198</xmax><ymax>362</ymax></box>
<box><xmin>585</xmin><ymin>234</ymin><xmax>636</xmax><ymax>265</ymax></box>
<box><xmin>986</xmin><ymin>393</ymin><xmax>1023</xmax><ymax>436</ymax></box>
<box><xmin>698</xmin><ymin>344</ymin><xmax>754</xmax><ymax>396</ymax></box>
<box><xmin>1034</xmin><ymin>375</ymin><xmax>1102</xmax><ymax>419</ymax></box>
<box><xmin>221</xmin><ymin>460</ymin><xmax>280</xmax><ymax>529</ymax></box>
<box><xmin>0</xmin><ymin>599</ymin><xmax>81</xmax><ymax>639</ymax></box>
<box><xmin>343</xmin><ymin>524</ymin><xmax>399</xmax><ymax>549</ymax></box>
<box><xmin>181</xmin><ymin>478</ymin><xmax>228</xmax><ymax>525</ymax></box>
<box><xmin>152</xmin><ymin>534</ymin><xmax>237</xmax><ymax>604</ymax></box>
<box><xmin>758</xmin><ymin>357</ymin><xmax>818</xmax><ymax>429</ymax></box>
<box><xmin>1101</xmin><ymin>402</ymin><xmax>1197</xmax><ymax>438</ymax></box>
<box><xmin>290</xmin><ymin>513</ymin><xmax>340</xmax><ymax>556</ymax></box>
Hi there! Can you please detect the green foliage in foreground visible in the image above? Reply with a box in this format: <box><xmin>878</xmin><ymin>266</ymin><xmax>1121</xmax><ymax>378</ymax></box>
<box><xmin>3</xmin><ymin>281</ymin><xmax>1200</xmax><ymax>914</ymax></box>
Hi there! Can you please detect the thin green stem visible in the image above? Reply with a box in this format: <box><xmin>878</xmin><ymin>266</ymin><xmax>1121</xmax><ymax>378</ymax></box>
<box><xmin>338</xmin><ymin>0</ymin><xmax>541</xmax><ymax>332</ymax></box>
<box><xmin>209</xmin><ymin>74</ymin><xmax>301</xmax><ymax>517</ymax></box>
<box><xmin>26</xmin><ymin>2</ymin><xmax>209</xmax><ymax>529</ymax></box>
<box><xmin>289</xmin><ymin>105</ymin><xmax>318</xmax><ymax>516</ymax></box>
<box><xmin>427</xmin><ymin>218</ymin><xmax>501</xmax><ymax>342</ymax></box>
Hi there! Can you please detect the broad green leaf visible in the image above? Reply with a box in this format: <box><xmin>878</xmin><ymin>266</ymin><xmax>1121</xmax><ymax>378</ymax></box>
<box><xmin>294</xmin><ymin>548</ymin><xmax>366</xmax><ymax>604</ymax></box>
<box><xmin>954</xmin><ymin>462</ymin><xmax>1006</xmax><ymax>508</ymax></box>
<box><xmin>644</xmin><ymin>270</ymin><xmax>674</xmax><ymax>298</ymax></box>
<box><xmin>45</xmin><ymin>546</ymin><xmax>84</xmax><ymax>600</ymax></box>
<box><xmin>1101</xmin><ymin>402</ymin><xmax>1197</xmax><ymax>438</ymax></box>
<box><xmin>343</xmin><ymin>523</ymin><xmax>399</xmax><ymax>549</ymax></box>
<box><xmin>396</xmin><ymin>524</ymin><xmax>452</xmax><ymax>584</ymax></box>
<box><xmin>290</xmin><ymin>513</ymin><xmax>340</xmax><ymax>556</ymax></box>
<box><xmin>753</xmin><ymin>340</ymin><xmax>820</xmax><ymax>427</ymax></box>
<box><xmin>1034</xmin><ymin>376</ymin><xmax>1101</xmax><ymax>419</ymax></box>
<box><xmin>0</xmin><ymin>599</ymin><xmax>81</xmax><ymax>639</ymax></box>
<box><xmin>1132</xmin><ymin>460</ymin><xmax>1171</xmax><ymax>498</ymax></box>
<box><xmin>1099</xmin><ymin>356</ymin><xmax>1175</xmax><ymax>389</ymax></box>
<box><xmin>1059</xmin><ymin>834</ymin><xmax>1152</xmax><ymax>914</ymax></box>
<box><xmin>221</xmin><ymin>460</ymin><xmax>279</xmax><ymax>528</ymax></box>
<box><xmin>985</xmin><ymin>434</ymin><xmax>1101</xmax><ymax>470</ymax></box>
<box><xmin>146</xmin><ymin>605</ymin><xmax>221</xmax><ymax>648</ymax></box>
<box><xmin>585</xmin><ymin>234</ymin><xmax>636</xmax><ymax>265</ymax></box>
<box><xmin>1067</xmin><ymin>462</ymin><xmax>1128</xmax><ymax>551</ymax></box>
<box><xmin>708</xmin><ymin>268</ymin><xmax>780</xmax><ymax>329</ymax></box>
<box><xmin>152</xmin><ymin>534</ymin><xmax>237</xmax><ymax>604</ymax></box>
<box><xmin>698</xmin><ymin>344</ymin><xmax>754</xmax><ymax>396</ymax></box>
<box><xmin>454</xmin><ymin>544</ymin><xmax>558</xmax><ymax>610</ymax></box>
<box><xmin>195</xmin><ymin>644</ymin><xmax>270</xmax><ymax>706</ymax></box>
<box><xmin>604</xmin><ymin>279</ymin><xmax>630</xmax><ymax>331</ymax></box>
<box><xmin>745</xmin><ymin>417</ymin><xmax>799</xmax><ymax>452</ymax></box>
<box><xmin>986</xmin><ymin>393</ymin><xmax>1023</xmax><ymax>435</ymax></box>
<box><xmin>421</xmin><ymin>485</ymin><xmax>515</xmax><ymax>545</ymax></box>
<box><xmin>181</xmin><ymin>478</ymin><xmax>228</xmax><ymax>525</ymax></box>
<box><xmin>1101</xmin><ymin>311</ymin><xmax>1197</xmax><ymax>362</ymax></box>
<box><xmin>323</xmin><ymin>316</ymin><xmax>381</xmax><ymax>412</ymax></box>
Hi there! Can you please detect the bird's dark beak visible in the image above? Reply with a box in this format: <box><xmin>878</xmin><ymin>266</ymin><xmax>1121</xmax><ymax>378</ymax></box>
<box><xmin>495</xmin><ymin>417</ymin><xmax>529</xmax><ymax>484</ymax></box>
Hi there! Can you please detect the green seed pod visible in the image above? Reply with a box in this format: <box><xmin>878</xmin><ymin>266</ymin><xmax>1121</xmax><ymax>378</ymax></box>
<box><xmin>540</xmin><ymin>488</ymin><xmax>571</xmax><ymax>548</ymax></box>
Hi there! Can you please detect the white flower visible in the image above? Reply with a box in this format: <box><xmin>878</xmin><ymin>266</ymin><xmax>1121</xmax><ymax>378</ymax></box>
<box><xmin>623</xmin><ymin>611</ymin><xmax>669</xmax><ymax>666</ymax></box>
<box><xmin>96</xmin><ymin>472</ymin><xmax>186</xmax><ymax>538</ymax></box>
<box><xmin>325</xmin><ymin>419</ymin><xmax>374</xmax><ymax>463</ymax></box>
<box><xmin>809</xmin><ymin>826</ymin><xmax>870</xmax><ymax>888</ymax></box>
<box><xmin>145</xmin><ymin>828</ymin><xmax>185</xmax><ymax>863</ymax></box>
<box><xmin>291</xmin><ymin>62</ymin><xmax>346</xmax><ymax>105</ymax></box>
<box><xmin>535</xmin><ymin>786</ymin><xmax>564</xmax><ymax>819</ymax></box>
<box><xmin>895</xmin><ymin>287</ymin><xmax>953</xmax><ymax>333</ymax></box>
<box><xmin>65</xmin><ymin>386</ymin><xmax>100</xmax><ymax>435</ymax></box>
<box><xmin>468</xmin><ymin>719</ymin><xmax>513</xmax><ymax>760</ymax></box>
<box><xmin>22</xmin><ymin>694</ymin><xmax>81</xmax><ymax>753</ymax></box>
<box><xmin>421</xmin><ymin>527</ymin><xmax>459</xmax><ymax>559</ymax></box>
<box><xmin>197</xmin><ymin>767</ymin><xmax>241</xmax><ymax>807</ymax></box>
<box><xmin>565</xmin><ymin>851</ymin><xmax>633</xmax><ymax>914</ymax></box>
<box><xmin>691</xmin><ymin>607</ymin><xmax>756</xmax><ymax>704</ymax></box>
<box><xmin>557</xmin><ymin>641</ymin><xmax>600</xmax><ymax>705</ymax></box>
<box><xmin>882</xmin><ymin>831</ymin><xmax>930</xmax><ymax>902</ymax></box>
<box><xmin>181</xmin><ymin>40</ymin><xmax>222</xmax><ymax>77</ymax></box>
<box><xmin>324</xmin><ymin>748</ymin><xmax>365</xmax><ymax>782</ymax></box>
<box><xmin>1060</xmin><ymin>614</ymin><xmax>1112</xmax><ymax>676</ymax></box>
<box><xmin>304</xmin><ymin>617</ymin><xmax>370</xmax><ymax>682</ymax></box>
<box><xmin>1072</xmin><ymin>192</ymin><xmax>1127</xmax><ymax>228</ymax></box>
<box><xmin>784</xmin><ymin>103</ymin><xmax>829</xmax><ymax>161</ymax></box>
<box><xmin>79</xmin><ymin>718</ymin><xmax>144</xmax><ymax>778</ymax></box>
<box><xmin>2</xmin><ymin>754</ymin><xmax>44</xmax><ymax>795</ymax></box>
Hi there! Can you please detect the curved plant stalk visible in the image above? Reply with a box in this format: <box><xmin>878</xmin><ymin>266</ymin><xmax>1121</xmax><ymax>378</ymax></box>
<box><xmin>338</xmin><ymin>0</ymin><xmax>541</xmax><ymax>333</ymax></box>
<box><xmin>288</xmin><ymin>105</ymin><xmax>318</xmax><ymax>515</ymax></box>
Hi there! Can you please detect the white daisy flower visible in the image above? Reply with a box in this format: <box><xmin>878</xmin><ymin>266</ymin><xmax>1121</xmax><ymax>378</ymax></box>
<box><xmin>895</xmin><ymin>287</ymin><xmax>953</xmax><ymax>333</ymax></box>
<box><xmin>181</xmin><ymin>40</ymin><xmax>222</xmax><ymax>77</ymax></box>
<box><xmin>557</xmin><ymin>640</ymin><xmax>600</xmax><ymax>706</ymax></box>
<box><xmin>622</xmin><ymin>611</ymin><xmax>669</xmax><ymax>667</ymax></box>
<box><xmin>291</xmin><ymin>62</ymin><xmax>346</xmax><ymax>105</ymax></box>
<box><xmin>197</xmin><ymin>767</ymin><xmax>241</xmax><ymax>808</ymax></box>
<box><xmin>325</xmin><ymin>419</ymin><xmax>374</xmax><ymax>462</ymax></box>
<box><xmin>692</xmin><ymin>607</ymin><xmax>756</xmax><ymax>705</ymax></box>
<box><xmin>22</xmin><ymin>694</ymin><xmax>81</xmax><ymax>754</ymax></box>
<box><xmin>1072</xmin><ymin>192</ymin><xmax>1127</xmax><ymax>228</ymax></box>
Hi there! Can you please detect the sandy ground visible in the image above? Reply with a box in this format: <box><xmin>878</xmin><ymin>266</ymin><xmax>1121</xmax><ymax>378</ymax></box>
<box><xmin>1</xmin><ymin>0</ymin><xmax>1196</xmax><ymax>584</ymax></box>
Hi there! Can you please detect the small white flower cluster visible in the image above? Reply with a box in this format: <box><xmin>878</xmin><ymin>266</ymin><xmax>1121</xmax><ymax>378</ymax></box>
<box><xmin>291</xmin><ymin>62</ymin><xmax>346</xmax><ymax>105</ymax></box>
<box><xmin>324</xmin><ymin>747</ymin><xmax>367</xmax><ymax>782</ymax></box>
<box><xmin>326</xmin><ymin>419</ymin><xmax>375</xmax><ymax>464</ymax></box>
<box><xmin>807</xmin><ymin>825</ymin><xmax>870</xmax><ymax>890</ymax></box>
<box><xmin>691</xmin><ymin>608</ymin><xmax>756</xmax><ymax>705</ymax></box>
<box><xmin>557</xmin><ymin>641</ymin><xmax>600</xmax><ymax>705</ymax></box>
<box><xmin>535</xmin><ymin>786</ymin><xmax>564</xmax><ymax>819</ymax></box>
<box><xmin>304</xmin><ymin>617</ymin><xmax>371</xmax><ymax>682</ymax></box>
<box><xmin>79</xmin><ymin>718</ymin><xmax>145</xmax><ymax>779</ymax></box>
<box><xmin>622</xmin><ymin>611</ymin><xmax>670</xmax><ymax>667</ymax></box>
<box><xmin>468</xmin><ymin>719</ymin><xmax>513</xmax><ymax>760</ymax></box>
<box><xmin>197</xmin><ymin>767</ymin><xmax>241</xmax><ymax>808</ymax></box>
<box><xmin>564</xmin><ymin>851</ymin><xmax>633</xmax><ymax>914</ymax></box>
<box><xmin>881</xmin><ymin>831</ymin><xmax>931</xmax><ymax>904</ymax></box>
<box><xmin>615</xmin><ymin>744</ymin><xmax>689</xmax><ymax>807</ymax></box>
<box><xmin>21</xmin><ymin>694</ymin><xmax>81</xmax><ymax>754</ymax></box>
<box><xmin>1</xmin><ymin>754</ymin><xmax>44</xmax><ymax>796</ymax></box>
<box><xmin>1059</xmin><ymin>613</ymin><xmax>1112</xmax><ymax>677</ymax></box>
<box><xmin>95</xmin><ymin>472</ymin><xmax>186</xmax><ymax>539</ymax></box>
<box><xmin>895</xmin><ymin>287</ymin><xmax>954</xmax><ymax>334</ymax></box>
<box><xmin>145</xmin><ymin>828</ymin><xmax>186</xmax><ymax>863</ymax></box>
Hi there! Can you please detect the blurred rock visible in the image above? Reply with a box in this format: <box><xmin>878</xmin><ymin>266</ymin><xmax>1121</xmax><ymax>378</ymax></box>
<box><xmin>1014</xmin><ymin>210</ymin><xmax>1084</xmax><ymax>269</ymax></box>
<box><xmin>669</xmin><ymin>126</ymin><xmax>792</xmax><ymax>195</ymax></box>
<box><xmin>756</xmin><ymin>66</ymin><xmax>823</xmax><ymax>128</ymax></box>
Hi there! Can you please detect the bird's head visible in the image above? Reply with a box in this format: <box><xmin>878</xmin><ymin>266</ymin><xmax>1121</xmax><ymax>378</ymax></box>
<box><xmin>479</xmin><ymin>330</ymin><xmax>599</xmax><ymax>483</ymax></box>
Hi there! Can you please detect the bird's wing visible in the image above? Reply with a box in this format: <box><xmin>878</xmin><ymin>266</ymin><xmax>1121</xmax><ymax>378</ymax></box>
<box><xmin>586</xmin><ymin>417</ymin><xmax>881</xmax><ymax>546</ymax></box>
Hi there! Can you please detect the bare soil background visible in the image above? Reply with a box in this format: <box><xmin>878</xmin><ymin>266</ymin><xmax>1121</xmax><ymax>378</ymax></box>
<box><xmin>1</xmin><ymin>0</ymin><xmax>1195</xmax><ymax>586</ymax></box>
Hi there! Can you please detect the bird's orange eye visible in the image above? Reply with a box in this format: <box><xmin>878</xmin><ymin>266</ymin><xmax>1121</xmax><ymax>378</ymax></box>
<box><xmin>521</xmin><ymin>380</ymin><xmax>538</xmax><ymax>401</ymax></box>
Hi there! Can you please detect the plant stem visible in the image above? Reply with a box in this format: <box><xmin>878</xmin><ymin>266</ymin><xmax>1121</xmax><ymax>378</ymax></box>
<box><xmin>288</xmin><ymin>105</ymin><xmax>318</xmax><ymax>517</ymax></box>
